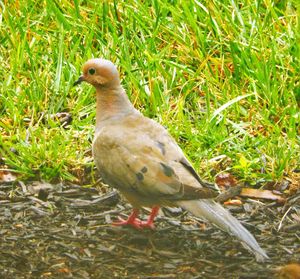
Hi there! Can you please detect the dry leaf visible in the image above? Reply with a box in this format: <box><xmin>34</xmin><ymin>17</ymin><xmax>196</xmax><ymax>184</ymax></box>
<box><xmin>177</xmin><ymin>265</ymin><xmax>197</xmax><ymax>274</ymax></box>
<box><xmin>15</xmin><ymin>224</ymin><xmax>23</xmax><ymax>228</ymax></box>
<box><xmin>276</xmin><ymin>263</ymin><xmax>300</xmax><ymax>279</ymax></box>
<box><xmin>223</xmin><ymin>199</ymin><xmax>243</xmax><ymax>206</ymax></box>
<box><xmin>240</xmin><ymin>188</ymin><xmax>286</xmax><ymax>203</ymax></box>
<box><xmin>288</xmin><ymin>172</ymin><xmax>300</xmax><ymax>194</ymax></box>
<box><xmin>0</xmin><ymin>170</ymin><xmax>17</xmax><ymax>183</ymax></box>
<box><xmin>198</xmin><ymin>223</ymin><xmax>207</xmax><ymax>230</ymax></box>
<box><xmin>57</xmin><ymin>268</ymin><xmax>71</xmax><ymax>274</ymax></box>
<box><xmin>215</xmin><ymin>173</ymin><xmax>238</xmax><ymax>189</ymax></box>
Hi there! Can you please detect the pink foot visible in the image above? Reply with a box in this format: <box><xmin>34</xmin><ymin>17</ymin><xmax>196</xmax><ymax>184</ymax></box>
<box><xmin>139</xmin><ymin>206</ymin><xmax>160</xmax><ymax>229</ymax></box>
<box><xmin>113</xmin><ymin>206</ymin><xmax>160</xmax><ymax>230</ymax></box>
<box><xmin>113</xmin><ymin>216</ymin><xmax>144</xmax><ymax>229</ymax></box>
<box><xmin>138</xmin><ymin>220</ymin><xmax>156</xmax><ymax>229</ymax></box>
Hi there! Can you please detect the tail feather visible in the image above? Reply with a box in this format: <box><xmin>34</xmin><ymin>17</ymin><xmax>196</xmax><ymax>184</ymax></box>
<box><xmin>176</xmin><ymin>200</ymin><xmax>268</xmax><ymax>262</ymax></box>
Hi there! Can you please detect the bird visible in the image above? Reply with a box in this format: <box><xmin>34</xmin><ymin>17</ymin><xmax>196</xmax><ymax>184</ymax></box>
<box><xmin>74</xmin><ymin>58</ymin><xmax>268</xmax><ymax>262</ymax></box>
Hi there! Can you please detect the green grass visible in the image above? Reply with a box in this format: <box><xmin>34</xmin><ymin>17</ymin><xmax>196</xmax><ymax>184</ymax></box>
<box><xmin>0</xmin><ymin>0</ymin><xmax>299</xmax><ymax>186</ymax></box>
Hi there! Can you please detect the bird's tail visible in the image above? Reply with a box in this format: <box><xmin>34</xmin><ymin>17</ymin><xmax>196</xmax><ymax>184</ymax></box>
<box><xmin>176</xmin><ymin>200</ymin><xmax>268</xmax><ymax>262</ymax></box>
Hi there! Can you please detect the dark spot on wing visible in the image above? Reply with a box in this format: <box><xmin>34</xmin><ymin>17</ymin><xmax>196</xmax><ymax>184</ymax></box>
<box><xmin>160</xmin><ymin>163</ymin><xmax>174</xmax><ymax>177</ymax></box>
<box><xmin>141</xmin><ymin>166</ymin><xmax>148</xmax><ymax>173</ymax></box>
<box><xmin>156</xmin><ymin>141</ymin><xmax>166</xmax><ymax>155</ymax></box>
<box><xmin>136</xmin><ymin>172</ymin><xmax>144</xmax><ymax>181</ymax></box>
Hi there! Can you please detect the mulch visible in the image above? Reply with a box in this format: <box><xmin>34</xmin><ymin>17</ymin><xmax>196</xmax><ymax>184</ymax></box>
<box><xmin>0</xmin><ymin>181</ymin><xmax>299</xmax><ymax>278</ymax></box>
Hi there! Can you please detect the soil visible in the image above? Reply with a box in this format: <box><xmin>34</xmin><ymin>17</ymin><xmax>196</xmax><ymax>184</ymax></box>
<box><xmin>0</xmin><ymin>181</ymin><xmax>299</xmax><ymax>278</ymax></box>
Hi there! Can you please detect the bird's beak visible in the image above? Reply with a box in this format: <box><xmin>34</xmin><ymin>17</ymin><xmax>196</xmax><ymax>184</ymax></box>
<box><xmin>73</xmin><ymin>75</ymin><xmax>85</xmax><ymax>86</ymax></box>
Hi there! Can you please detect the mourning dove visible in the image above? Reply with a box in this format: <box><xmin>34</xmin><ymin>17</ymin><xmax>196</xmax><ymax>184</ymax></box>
<box><xmin>74</xmin><ymin>58</ymin><xmax>268</xmax><ymax>262</ymax></box>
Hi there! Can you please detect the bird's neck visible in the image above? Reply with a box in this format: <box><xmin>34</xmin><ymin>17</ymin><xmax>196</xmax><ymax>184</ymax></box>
<box><xmin>95</xmin><ymin>85</ymin><xmax>135</xmax><ymax>130</ymax></box>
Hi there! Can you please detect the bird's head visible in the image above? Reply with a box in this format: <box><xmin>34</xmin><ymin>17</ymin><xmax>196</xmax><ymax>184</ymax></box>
<box><xmin>74</xmin><ymin>58</ymin><xmax>120</xmax><ymax>88</ymax></box>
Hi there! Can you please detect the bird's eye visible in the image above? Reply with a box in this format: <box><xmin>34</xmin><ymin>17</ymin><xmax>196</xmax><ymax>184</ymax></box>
<box><xmin>88</xmin><ymin>68</ymin><xmax>96</xmax><ymax>75</ymax></box>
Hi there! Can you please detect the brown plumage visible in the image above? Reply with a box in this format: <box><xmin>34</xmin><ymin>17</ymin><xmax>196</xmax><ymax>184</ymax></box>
<box><xmin>74</xmin><ymin>58</ymin><xmax>268</xmax><ymax>262</ymax></box>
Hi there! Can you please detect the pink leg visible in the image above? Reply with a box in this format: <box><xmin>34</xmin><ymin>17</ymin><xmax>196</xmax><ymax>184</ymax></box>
<box><xmin>113</xmin><ymin>208</ymin><xmax>142</xmax><ymax>229</ymax></box>
<box><xmin>139</xmin><ymin>206</ymin><xmax>160</xmax><ymax>229</ymax></box>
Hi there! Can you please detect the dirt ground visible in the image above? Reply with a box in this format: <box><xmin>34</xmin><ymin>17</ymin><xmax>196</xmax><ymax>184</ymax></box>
<box><xmin>0</xmin><ymin>181</ymin><xmax>299</xmax><ymax>278</ymax></box>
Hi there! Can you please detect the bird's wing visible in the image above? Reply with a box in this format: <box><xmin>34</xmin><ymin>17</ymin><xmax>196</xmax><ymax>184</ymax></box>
<box><xmin>93</xmin><ymin>114</ymin><xmax>217</xmax><ymax>202</ymax></box>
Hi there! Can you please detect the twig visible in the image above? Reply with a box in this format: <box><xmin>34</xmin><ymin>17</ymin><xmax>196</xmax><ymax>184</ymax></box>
<box><xmin>277</xmin><ymin>206</ymin><xmax>292</xmax><ymax>231</ymax></box>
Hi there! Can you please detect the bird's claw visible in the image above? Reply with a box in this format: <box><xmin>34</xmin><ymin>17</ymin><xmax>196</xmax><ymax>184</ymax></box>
<box><xmin>113</xmin><ymin>216</ymin><xmax>155</xmax><ymax>229</ymax></box>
